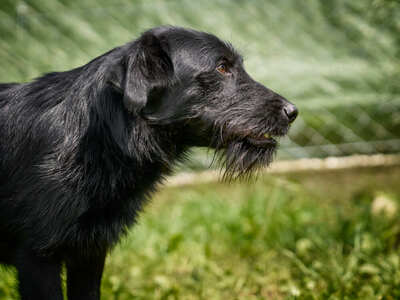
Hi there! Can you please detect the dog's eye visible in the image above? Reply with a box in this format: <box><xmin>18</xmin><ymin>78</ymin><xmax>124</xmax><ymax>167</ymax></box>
<box><xmin>216</xmin><ymin>63</ymin><xmax>230</xmax><ymax>75</ymax></box>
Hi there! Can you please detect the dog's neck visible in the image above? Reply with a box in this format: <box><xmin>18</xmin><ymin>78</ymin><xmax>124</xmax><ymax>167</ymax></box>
<box><xmin>26</xmin><ymin>59</ymin><xmax>189</xmax><ymax>206</ymax></box>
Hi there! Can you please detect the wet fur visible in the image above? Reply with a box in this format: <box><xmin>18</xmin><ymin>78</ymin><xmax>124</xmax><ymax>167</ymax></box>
<box><xmin>0</xmin><ymin>26</ymin><xmax>296</xmax><ymax>299</ymax></box>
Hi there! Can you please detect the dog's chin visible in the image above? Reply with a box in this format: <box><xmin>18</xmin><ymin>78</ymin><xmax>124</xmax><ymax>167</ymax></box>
<box><xmin>217</xmin><ymin>139</ymin><xmax>277</xmax><ymax>181</ymax></box>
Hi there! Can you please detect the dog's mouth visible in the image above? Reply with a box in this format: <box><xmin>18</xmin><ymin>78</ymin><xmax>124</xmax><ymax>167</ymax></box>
<box><xmin>218</xmin><ymin>130</ymin><xmax>283</xmax><ymax>149</ymax></box>
<box><xmin>209</xmin><ymin>121</ymin><xmax>289</xmax><ymax>151</ymax></box>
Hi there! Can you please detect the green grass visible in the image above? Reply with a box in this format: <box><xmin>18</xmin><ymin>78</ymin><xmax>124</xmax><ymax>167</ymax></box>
<box><xmin>1</xmin><ymin>166</ymin><xmax>400</xmax><ymax>299</ymax></box>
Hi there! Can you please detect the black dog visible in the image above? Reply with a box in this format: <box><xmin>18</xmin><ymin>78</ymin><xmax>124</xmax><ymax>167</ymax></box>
<box><xmin>0</xmin><ymin>26</ymin><xmax>297</xmax><ymax>299</ymax></box>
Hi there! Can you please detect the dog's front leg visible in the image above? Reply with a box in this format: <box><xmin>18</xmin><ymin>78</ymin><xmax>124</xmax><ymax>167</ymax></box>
<box><xmin>66</xmin><ymin>252</ymin><xmax>106</xmax><ymax>300</ymax></box>
<box><xmin>16</xmin><ymin>247</ymin><xmax>63</xmax><ymax>300</ymax></box>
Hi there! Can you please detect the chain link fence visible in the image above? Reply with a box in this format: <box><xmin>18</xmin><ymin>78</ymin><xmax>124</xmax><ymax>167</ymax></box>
<box><xmin>1</xmin><ymin>0</ymin><xmax>399</xmax><ymax>167</ymax></box>
<box><xmin>280</xmin><ymin>98</ymin><xmax>400</xmax><ymax>159</ymax></box>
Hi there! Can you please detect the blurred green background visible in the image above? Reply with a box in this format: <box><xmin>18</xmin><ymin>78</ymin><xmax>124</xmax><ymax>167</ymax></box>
<box><xmin>0</xmin><ymin>0</ymin><xmax>400</xmax><ymax>299</ymax></box>
<box><xmin>0</xmin><ymin>0</ymin><xmax>399</xmax><ymax>163</ymax></box>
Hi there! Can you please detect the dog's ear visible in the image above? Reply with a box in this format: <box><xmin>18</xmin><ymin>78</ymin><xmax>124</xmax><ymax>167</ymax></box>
<box><xmin>109</xmin><ymin>32</ymin><xmax>173</xmax><ymax>114</ymax></box>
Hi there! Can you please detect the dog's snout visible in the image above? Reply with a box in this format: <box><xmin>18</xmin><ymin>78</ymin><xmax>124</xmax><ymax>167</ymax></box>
<box><xmin>283</xmin><ymin>103</ymin><xmax>298</xmax><ymax>123</ymax></box>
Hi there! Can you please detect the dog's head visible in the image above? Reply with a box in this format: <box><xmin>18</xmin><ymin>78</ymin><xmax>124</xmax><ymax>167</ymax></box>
<box><xmin>108</xmin><ymin>26</ymin><xmax>298</xmax><ymax>178</ymax></box>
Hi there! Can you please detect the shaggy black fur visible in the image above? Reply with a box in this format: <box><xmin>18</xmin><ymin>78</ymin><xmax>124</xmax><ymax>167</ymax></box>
<box><xmin>0</xmin><ymin>26</ymin><xmax>297</xmax><ymax>300</ymax></box>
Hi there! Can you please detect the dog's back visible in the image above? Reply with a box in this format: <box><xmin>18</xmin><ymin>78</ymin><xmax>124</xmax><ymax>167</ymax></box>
<box><xmin>0</xmin><ymin>83</ymin><xmax>18</xmax><ymax>92</ymax></box>
<box><xmin>0</xmin><ymin>83</ymin><xmax>19</xmax><ymax>108</ymax></box>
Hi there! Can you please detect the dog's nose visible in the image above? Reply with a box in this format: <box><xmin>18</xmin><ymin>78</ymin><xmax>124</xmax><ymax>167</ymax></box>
<box><xmin>283</xmin><ymin>103</ymin><xmax>298</xmax><ymax>123</ymax></box>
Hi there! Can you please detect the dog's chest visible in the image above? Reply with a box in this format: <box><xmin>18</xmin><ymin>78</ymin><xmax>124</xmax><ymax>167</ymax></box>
<box><xmin>72</xmin><ymin>163</ymin><xmax>165</xmax><ymax>249</ymax></box>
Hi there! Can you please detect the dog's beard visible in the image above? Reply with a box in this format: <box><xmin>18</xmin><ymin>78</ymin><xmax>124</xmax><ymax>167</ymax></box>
<box><xmin>204</xmin><ymin>114</ymin><xmax>288</xmax><ymax>180</ymax></box>
<box><xmin>214</xmin><ymin>139</ymin><xmax>276</xmax><ymax>181</ymax></box>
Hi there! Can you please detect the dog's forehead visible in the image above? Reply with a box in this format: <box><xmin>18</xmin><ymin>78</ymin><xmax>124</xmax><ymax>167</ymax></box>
<box><xmin>165</xmin><ymin>28</ymin><xmax>239</xmax><ymax>68</ymax></box>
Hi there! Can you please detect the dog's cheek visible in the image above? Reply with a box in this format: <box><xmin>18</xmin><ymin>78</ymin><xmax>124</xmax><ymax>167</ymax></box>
<box><xmin>195</xmin><ymin>72</ymin><xmax>223</xmax><ymax>97</ymax></box>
